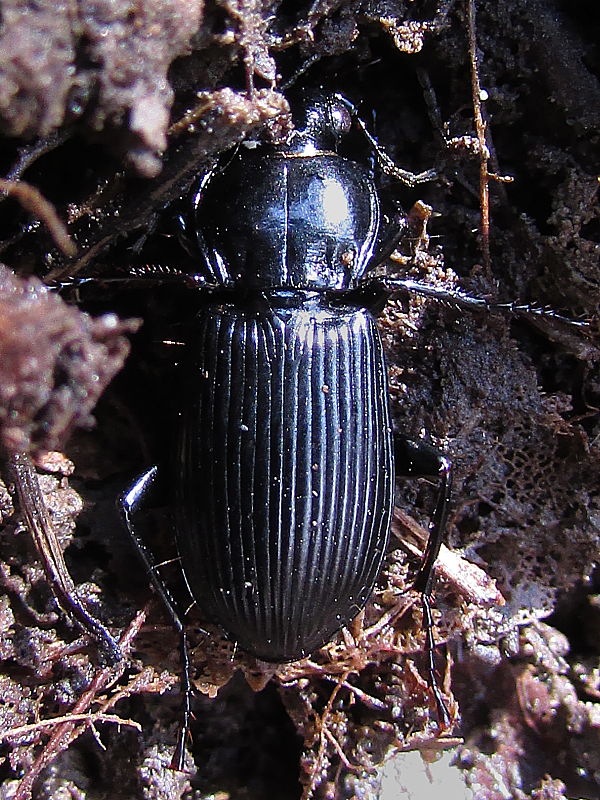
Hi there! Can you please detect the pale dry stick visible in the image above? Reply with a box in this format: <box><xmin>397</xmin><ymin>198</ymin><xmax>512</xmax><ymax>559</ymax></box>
<box><xmin>302</xmin><ymin>672</ymin><xmax>351</xmax><ymax>800</ymax></box>
<box><xmin>356</xmin><ymin>508</ymin><xmax>503</xmax><ymax>663</ymax></box>
<box><xmin>392</xmin><ymin>507</ymin><xmax>505</xmax><ymax>607</ymax></box>
<box><xmin>339</xmin><ymin>681</ymin><xmax>388</xmax><ymax>713</ymax></box>
<box><xmin>0</xmin><ymin>177</ymin><xmax>76</xmax><ymax>257</ymax></box>
<box><xmin>466</xmin><ymin>0</ymin><xmax>491</xmax><ymax>275</ymax></box>
<box><xmin>1</xmin><ymin>713</ymin><xmax>142</xmax><ymax>743</ymax></box>
<box><xmin>359</xmin><ymin>590</ymin><xmax>418</xmax><ymax>641</ymax></box>
<box><xmin>168</xmin><ymin>100</ymin><xmax>213</xmax><ymax>137</ymax></box>
<box><xmin>391</xmin><ymin>726</ymin><xmax>464</xmax><ymax>753</ymax></box>
<box><xmin>323</xmin><ymin>728</ymin><xmax>376</xmax><ymax>775</ymax></box>
<box><xmin>100</xmin><ymin>664</ymin><xmax>179</xmax><ymax>713</ymax></box>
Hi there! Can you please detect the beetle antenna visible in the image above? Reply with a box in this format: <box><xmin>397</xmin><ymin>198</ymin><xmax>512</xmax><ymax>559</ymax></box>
<box><xmin>279</xmin><ymin>54</ymin><xmax>321</xmax><ymax>90</ymax></box>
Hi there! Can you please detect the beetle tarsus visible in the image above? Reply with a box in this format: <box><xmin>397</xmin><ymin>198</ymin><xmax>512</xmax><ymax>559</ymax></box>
<box><xmin>421</xmin><ymin>593</ymin><xmax>451</xmax><ymax>729</ymax></box>
<box><xmin>170</xmin><ymin>630</ymin><xmax>193</xmax><ymax>771</ymax></box>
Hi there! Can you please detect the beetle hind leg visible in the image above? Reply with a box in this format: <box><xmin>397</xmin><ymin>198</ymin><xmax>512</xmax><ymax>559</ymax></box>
<box><xmin>394</xmin><ymin>435</ymin><xmax>453</xmax><ymax>728</ymax></box>
<box><xmin>120</xmin><ymin>466</ymin><xmax>194</xmax><ymax>770</ymax></box>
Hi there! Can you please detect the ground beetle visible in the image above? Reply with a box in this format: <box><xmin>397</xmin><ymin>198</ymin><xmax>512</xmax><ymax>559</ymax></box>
<box><xmin>120</xmin><ymin>88</ymin><xmax>449</xmax><ymax>662</ymax></box>
<box><xmin>53</xmin><ymin>87</ymin><xmax>586</xmax><ymax>768</ymax></box>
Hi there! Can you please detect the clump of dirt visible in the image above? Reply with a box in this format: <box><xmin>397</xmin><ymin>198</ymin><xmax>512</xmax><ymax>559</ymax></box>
<box><xmin>0</xmin><ymin>265</ymin><xmax>139</xmax><ymax>453</ymax></box>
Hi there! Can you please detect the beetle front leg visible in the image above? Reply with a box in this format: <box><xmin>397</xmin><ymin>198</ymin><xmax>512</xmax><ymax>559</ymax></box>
<box><xmin>120</xmin><ymin>466</ymin><xmax>193</xmax><ymax>771</ymax></box>
<box><xmin>334</xmin><ymin>93</ymin><xmax>437</xmax><ymax>188</ymax></box>
<box><xmin>394</xmin><ymin>435</ymin><xmax>453</xmax><ymax>727</ymax></box>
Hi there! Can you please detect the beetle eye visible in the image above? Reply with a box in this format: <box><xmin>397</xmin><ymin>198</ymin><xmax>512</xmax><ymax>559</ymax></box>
<box><xmin>330</xmin><ymin>104</ymin><xmax>352</xmax><ymax>138</ymax></box>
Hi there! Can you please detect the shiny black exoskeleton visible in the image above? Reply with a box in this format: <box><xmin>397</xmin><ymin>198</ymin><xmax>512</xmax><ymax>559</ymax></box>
<box><xmin>178</xmin><ymin>92</ymin><xmax>394</xmax><ymax>661</ymax></box>
<box><xmin>123</xmin><ymin>89</ymin><xmax>450</xmax><ymax>692</ymax></box>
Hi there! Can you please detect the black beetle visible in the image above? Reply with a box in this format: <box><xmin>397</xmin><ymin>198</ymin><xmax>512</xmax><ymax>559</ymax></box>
<box><xmin>175</xmin><ymin>93</ymin><xmax>397</xmax><ymax>662</ymax></box>
<box><xmin>41</xmin><ymin>87</ymin><xmax>587</xmax><ymax>770</ymax></box>
<box><xmin>119</xmin><ymin>87</ymin><xmax>585</xmax><ymax>669</ymax></box>
<box><xmin>120</xmin><ymin>88</ymin><xmax>452</xmax><ymax>671</ymax></box>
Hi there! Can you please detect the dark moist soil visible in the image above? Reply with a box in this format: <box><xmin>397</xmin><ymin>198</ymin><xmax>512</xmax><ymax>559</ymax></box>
<box><xmin>0</xmin><ymin>1</ymin><xmax>599</xmax><ymax>799</ymax></box>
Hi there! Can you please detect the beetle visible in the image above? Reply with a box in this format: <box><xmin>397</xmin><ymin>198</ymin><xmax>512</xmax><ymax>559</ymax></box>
<box><xmin>15</xmin><ymin>86</ymin><xmax>587</xmax><ymax>774</ymax></box>
<box><xmin>115</xmin><ymin>89</ymin><xmax>589</xmax><ymax>750</ymax></box>
<box><xmin>119</xmin><ymin>88</ymin><xmax>451</xmax><ymax>662</ymax></box>
<box><xmin>103</xmin><ymin>88</ymin><xmax>463</xmax><ymax>764</ymax></box>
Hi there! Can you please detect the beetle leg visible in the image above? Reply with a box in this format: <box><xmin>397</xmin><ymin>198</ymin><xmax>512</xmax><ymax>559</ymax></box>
<box><xmin>47</xmin><ymin>268</ymin><xmax>212</xmax><ymax>292</ymax></box>
<box><xmin>334</xmin><ymin>93</ymin><xmax>437</xmax><ymax>188</ymax></box>
<box><xmin>370</xmin><ymin>203</ymin><xmax>410</xmax><ymax>270</ymax></box>
<box><xmin>395</xmin><ymin>437</ymin><xmax>453</xmax><ymax>596</ymax></box>
<box><xmin>120</xmin><ymin>466</ymin><xmax>193</xmax><ymax>771</ymax></box>
<box><xmin>394</xmin><ymin>435</ymin><xmax>453</xmax><ymax>727</ymax></box>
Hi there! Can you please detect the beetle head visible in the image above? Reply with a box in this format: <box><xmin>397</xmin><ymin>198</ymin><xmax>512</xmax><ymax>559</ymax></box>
<box><xmin>284</xmin><ymin>88</ymin><xmax>353</xmax><ymax>154</ymax></box>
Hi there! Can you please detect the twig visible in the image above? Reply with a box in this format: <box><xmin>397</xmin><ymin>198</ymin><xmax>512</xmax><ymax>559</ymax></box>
<box><xmin>323</xmin><ymin>728</ymin><xmax>375</xmax><ymax>775</ymax></box>
<box><xmin>4</xmin><ymin>131</ymin><xmax>70</xmax><ymax>182</ymax></box>
<box><xmin>392</xmin><ymin>507</ymin><xmax>505</xmax><ymax>607</ymax></box>
<box><xmin>8</xmin><ymin>451</ymin><xmax>121</xmax><ymax>663</ymax></box>
<box><xmin>466</xmin><ymin>0</ymin><xmax>491</xmax><ymax>274</ymax></box>
<box><xmin>302</xmin><ymin>674</ymin><xmax>349</xmax><ymax>800</ymax></box>
<box><xmin>1</xmin><ymin>713</ymin><xmax>142</xmax><ymax>742</ymax></box>
<box><xmin>14</xmin><ymin>607</ymin><xmax>147</xmax><ymax>800</ymax></box>
<box><xmin>0</xmin><ymin>178</ymin><xmax>76</xmax><ymax>257</ymax></box>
